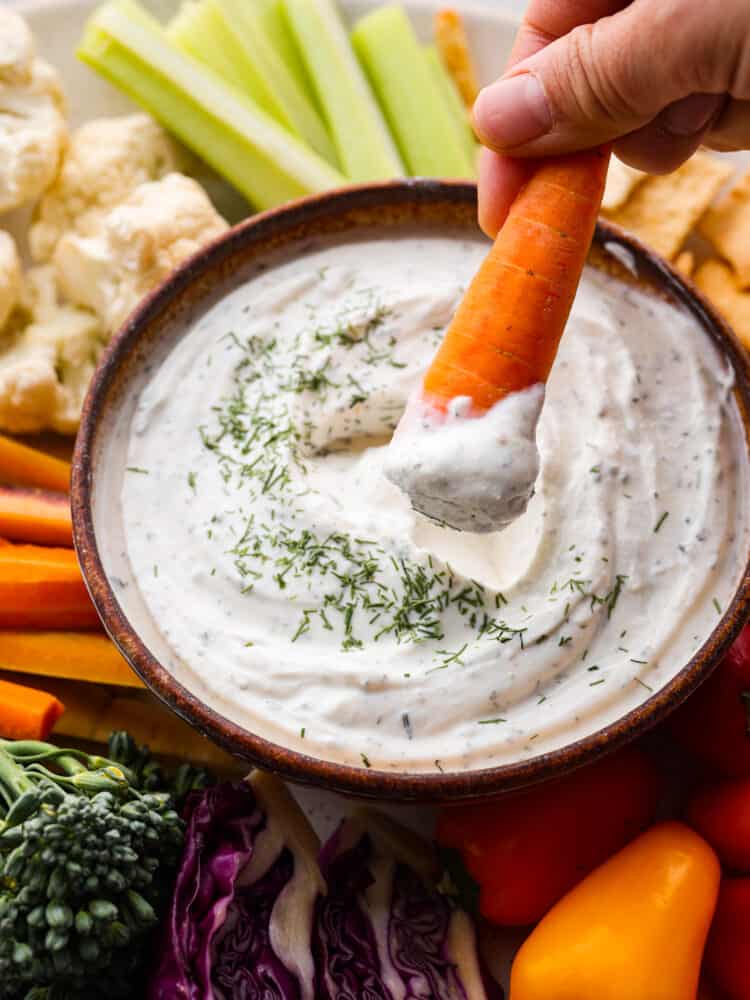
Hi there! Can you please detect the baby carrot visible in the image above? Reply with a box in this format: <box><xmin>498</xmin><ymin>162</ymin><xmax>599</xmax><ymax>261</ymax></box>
<box><xmin>422</xmin><ymin>149</ymin><xmax>610</xmax><ymax>414</ymax></box>
<box><xmin>0</xmin><ymin>676</ymin><xmax>64</xmax><ymax>740</ymax></box>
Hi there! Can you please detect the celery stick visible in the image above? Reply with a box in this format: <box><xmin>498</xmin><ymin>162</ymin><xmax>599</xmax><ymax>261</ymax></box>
<box><xmin>283</xmin><ymin>0</ymin><xmax>404</xmax><ymax>182</ymax></box>
<box><xmin>351</xmin><ymin>5</ymin><xmax>474</xmax><ymax>179</ymax></box>
<box><xmin>167</xmin><ymin>2</ymin><xmax>270</xmax><ymax>104</ymax></box>
<box><xmin>168</xmin><ymin>0</ymin><xmax>337</xmax><ymax>165</ymax></box>
<box><xmin>77</xmin><ymin>0</ymin><xmax>345</xmax><ymax>211</ymax></box>
<box><xmin>424</xmin><ymin>44</ymin><xmax>478</xmax><ymax>167</ymax></box>
<box><xmin>251</xmin><ymin>0</ymin><xmax>314</xmax><ymax>101</ymax></box>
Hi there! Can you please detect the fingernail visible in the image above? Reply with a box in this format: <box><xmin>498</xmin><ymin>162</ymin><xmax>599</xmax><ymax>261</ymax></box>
<box><xmin>473</xmin><ymin>73</ymin><xmax>553</xmax><ymax>149</ymax></box>
<box><xmin>660</xmin><ymin>93</ymin><xmax>725</xmax><ymax>137</ymax></box>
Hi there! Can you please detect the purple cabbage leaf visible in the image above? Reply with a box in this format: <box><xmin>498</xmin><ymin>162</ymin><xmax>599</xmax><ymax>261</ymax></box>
<box><xmin>149</xmin><ymin>772</ymin><xmax>323</xmax><ymax>1000</ymax></box>
<box><xmin>315</xmin><ymin>810</ymin><xmax>504</xmax><ymax>1000</ymax></box>
<box><xmin>149</xmin><ymin>776</ymin><xmax>502</xmax><ymax>1000</ymax></box>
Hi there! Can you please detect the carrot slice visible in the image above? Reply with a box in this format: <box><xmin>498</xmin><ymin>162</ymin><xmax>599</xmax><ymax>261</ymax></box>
<box><xmin>422</xmin><ymin>149</ymin><xmax>611</xmax><ymax>413</ymax></box>
<box><xmin>0</xmin><ymin>631</ymin><xmax>143</xmax><ymax>688</ymax></box>
<box><xmin>0</xmin><ymin>676</ymin><xmax>64</xmax><ymax>740</ymax></box>
<box><xmin>0</xmin><ymin>434</ymin><xmax>71</xmax><ymax>493</ymax></box>
<box><xmin>0</xmin><ymin>485</ymin><xmax>73</xmax><ymax>547</ymax></box>
<box><xmin>0</xmin><ymin>544</ymin><xmax>101</xmax><ymax>630</ymax></box>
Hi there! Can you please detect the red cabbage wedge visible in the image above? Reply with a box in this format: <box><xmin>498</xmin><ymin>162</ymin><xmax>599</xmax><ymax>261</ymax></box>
<box><xmin>149</xmin><ymin>772</ymin><xmax>323</xmax><ymax>998</ymax></box>
<box><xmin>149</xmin><ymin>773</ymin><xmax>502</xmax><ymax>998</ymax></box>
<box><xmin>315</xmin><ymin>810</ymin><xmax>503</xmax><ymax>999</ymax></box>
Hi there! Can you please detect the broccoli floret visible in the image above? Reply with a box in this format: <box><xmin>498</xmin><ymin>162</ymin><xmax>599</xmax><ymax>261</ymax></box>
<box><xmin>106</xmin><ymin>731</ymin><xmax>214</xmax><ymax>810</ymax></box>
<box><xmin>0</xmin><ymin>739</ymin><xmax>184</xmax><ymax>999</ymax></box>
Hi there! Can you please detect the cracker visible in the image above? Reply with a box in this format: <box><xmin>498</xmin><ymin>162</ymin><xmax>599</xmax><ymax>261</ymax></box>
<box><xmin>675</xmin><ymin>251</ymin><xmax>695</xmax><ymax>278</ymax></box>
<box><xmin>698</xmin><ymin>168</ymin><xmax>750</xmax><ymax>288</ymax></box>
<box><xmin>434</xmin><ymin>9</ymin><xmax>480</xmax><ymax>108</ymax></box>
<box><xmin>605</xmin><ymin>153</ymin><xmax>733</xmax><ymax>260</ymax></box>
<box><xmin>694</xmin><ymin>258</ymin><xmax>750</xmax><ymax>348</ymax></box>
<box><xmin>601</xmin><ymin>159</ymin><xmax>648</xmax><ymax>212</ymax></box>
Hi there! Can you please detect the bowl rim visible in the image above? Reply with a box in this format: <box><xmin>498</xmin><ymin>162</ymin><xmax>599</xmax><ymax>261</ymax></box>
<box><xmin>72</xmin><ymin>178</ymin><xmax>750</xmax><ymax>802</ymax></box>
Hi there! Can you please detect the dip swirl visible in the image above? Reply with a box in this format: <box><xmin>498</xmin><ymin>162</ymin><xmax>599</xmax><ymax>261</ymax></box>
<box><xmin>121</xmin><ymin>232</ymin><xmax>749</xmax><ymax>772</ymax></box>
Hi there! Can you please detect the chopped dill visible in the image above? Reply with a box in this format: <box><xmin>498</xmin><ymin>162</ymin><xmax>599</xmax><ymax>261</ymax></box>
<box><xmin>653</xmin><ymin>511</ymin><xmax>670</xmax><ymax>533</ymax></box>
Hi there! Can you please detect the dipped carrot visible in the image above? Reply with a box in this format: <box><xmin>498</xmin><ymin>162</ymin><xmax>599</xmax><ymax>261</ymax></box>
<box><xmin>0</xmin><ymin>485</ymin><xmax>73</xmax><ymax>547</ymax></box>
<box><xmin>422</xmin><ymin>149</ymin><xmax>610</xmax><ymax>414</ymax></box>
<box><xmin>0</xmin><ymin>631</ymin><xmax>143</xmax><ymax>688</ymax></box>
<box><xmin>0</xmin><ymin>676</ymin><xmax>64</xmax><ymax>740</ymax></box>
<box><xmin>0</xmin><ymin>544</ymin><xmax>101</xmax><ymax>630</ymax></box>
<box><xmin>0</xmin><ymin>434</ymin><xmax>71</xmax><ymax>493</ymax></box>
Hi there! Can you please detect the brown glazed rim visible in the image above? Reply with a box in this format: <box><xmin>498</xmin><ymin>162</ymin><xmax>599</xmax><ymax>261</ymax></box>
<box><xmin>72</xmin><ymin>179</ymin><xmax>750</xmax><ymax>802</ymax></box>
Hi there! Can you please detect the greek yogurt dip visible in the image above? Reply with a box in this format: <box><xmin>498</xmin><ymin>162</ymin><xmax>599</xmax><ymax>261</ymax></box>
<box><xmin>118</xmin><ymin>230</ymin><xmax>750</xmax><ymax>772</ymax></box>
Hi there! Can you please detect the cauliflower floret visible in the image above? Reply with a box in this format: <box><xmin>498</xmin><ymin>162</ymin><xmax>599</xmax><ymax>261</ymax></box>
<box><xmin>54</xmin><ymin>173</ymin><xmax>229</xmax><ymax>335</ymax></box>
<box><xmin>0</xmin><ymin>266</ymin><xmax>103</xmax><ymax>434</ymax></box>
<box><xmin>0</xmin><ymin>232</ymin><xmax>23</xmax><ymax>331</ymax></box>
<box><xmin>0</xmin><ymin>8</ymin><xmax>35</xmax><ymax>86</ymax></box>
<box><xmin>30</xmin><ymin>113</ymin><xmax>187</xmax><ymax>262</ymax></box>
<box><xmin>0</xmin><ymin>9</ymin><xmax>67</xmax><ymax>214</ymax></box>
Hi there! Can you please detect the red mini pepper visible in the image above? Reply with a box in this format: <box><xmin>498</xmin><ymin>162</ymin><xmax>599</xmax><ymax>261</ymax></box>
<box><xmin>671</xmin><ymin>624</ymin><xmax>750</xmax><ymax>777</ymax></box>
<box><xmin>436</xmin><ymin>746</ymin><xmax>660</xmax><ymax>926</ymax></box>
<box><xmin>688</xmin><ymin>777</ymin><xmax>750</xmax><ymax>872</ymax></box>
<box><xmin>704</xmin><ymin>877</ymin><xmax>750</xmax><ymax>1000</ymax></box>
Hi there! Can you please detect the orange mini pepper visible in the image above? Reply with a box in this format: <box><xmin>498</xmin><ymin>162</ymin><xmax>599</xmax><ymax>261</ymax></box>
<box><xmin>509</xmin><ymin>822</ymin><xmax>720</xmax><ymax>1000</ymax></box>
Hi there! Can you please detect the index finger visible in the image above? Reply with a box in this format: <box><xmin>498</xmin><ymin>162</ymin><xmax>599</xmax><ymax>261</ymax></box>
<box><xmin>509</xmin><ymin>0</ymin><xmax>630</xmax><ymax>67</ymax></box>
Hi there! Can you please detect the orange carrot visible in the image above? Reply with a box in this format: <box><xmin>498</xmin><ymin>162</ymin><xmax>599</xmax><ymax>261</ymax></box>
<box><xmin>0</xmin><ymin>676</ymin><xmax>64</xmax><ymax>739</ymax></box>
<box><xmin>0</xmin><ymin>544</ymin><xmax>101</xmax><ymax>630</ymax></box>
<box><xmin>0</xmin><ymin>434</ymin><xmax>71</xmax><ymax>493</ymax></box>
<box><xmin>0</xmin><ymin>631</ymin><xmax>143</xmax><ymax>688</ymax></box>
<box><xmin>421</xmin><ymin>149</ymin><xmax>610</xmax><ymax>414</ymax></box>
<box><xmin>0</xmin><ymin>485</ymin><xmax>73</xmax><ymax>547</ymax></box>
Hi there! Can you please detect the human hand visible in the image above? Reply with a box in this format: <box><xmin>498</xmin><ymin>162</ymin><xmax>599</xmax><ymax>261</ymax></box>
<box><xmin>474</xmin><ymin>0</ymin><xmax>750</xmax><ymax>236</ymax></box>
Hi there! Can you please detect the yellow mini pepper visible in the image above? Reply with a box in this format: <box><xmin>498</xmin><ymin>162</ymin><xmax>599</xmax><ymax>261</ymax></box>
<box><xmin>510</xmin><ymin>821</ymin><xmax>720</xmax><ymax>1000</ymax></box>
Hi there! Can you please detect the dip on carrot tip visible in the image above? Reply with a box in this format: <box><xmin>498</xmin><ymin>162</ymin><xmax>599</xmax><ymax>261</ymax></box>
<box><xmin>385</xmin><ymin>149</ymin><xmax>610</xmax><ymax>533</ymax></box>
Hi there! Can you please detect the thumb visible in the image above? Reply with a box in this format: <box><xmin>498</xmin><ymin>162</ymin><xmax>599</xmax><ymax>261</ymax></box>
<box><xmin>473</xmin><ymin>0</ymin><xmax>746</xmax><ymax>169</ymax></box>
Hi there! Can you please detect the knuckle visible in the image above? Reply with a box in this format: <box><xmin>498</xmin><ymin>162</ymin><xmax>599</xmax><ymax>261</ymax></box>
<box><xmin>555</xmin><ymin>23</ymin><xmax>642</xmax><ymax>128</ymax></box>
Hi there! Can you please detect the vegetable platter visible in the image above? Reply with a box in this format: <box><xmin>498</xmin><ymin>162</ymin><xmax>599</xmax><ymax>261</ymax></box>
<box><xmin>4</xmin><ymin>0</ymin><xmax>750</xmax><ymax>997</ymax></box>
<box><xmin>0</xmin><ymin>0</ymin><xmax>524</xmax><ymax>993</ymax></box>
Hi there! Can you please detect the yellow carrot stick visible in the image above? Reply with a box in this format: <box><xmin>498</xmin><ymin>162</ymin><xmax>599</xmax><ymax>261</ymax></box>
<box><xmin>0</xmin><ymin>434</ymin><xmax>71</xmax><ymax>493</ymax></box>
<box><xmin>0</xmin><ymin>631</ymin><xmax>144</xmax><ymax>689</ymax></box>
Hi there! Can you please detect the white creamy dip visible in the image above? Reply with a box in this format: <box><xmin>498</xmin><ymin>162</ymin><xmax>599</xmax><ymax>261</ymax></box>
<box><xmin>119</xmin><ymin>232</ymin><xmax>749</xmax><ymax>772</ymax></box>
<box><xmin>384</xmin><ymin>385</ymin><xmax>546</xmax><ymax>533</ymax></box>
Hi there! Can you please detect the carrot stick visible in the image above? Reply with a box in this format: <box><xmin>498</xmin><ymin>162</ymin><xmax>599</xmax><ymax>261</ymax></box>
<box><xmin>0</xmin><ymin>631</ymin><xmax>143</xmax><ymax>688</ymax></box>
<box><xmin>23</xmin><ymin>677</ymin><xmax>242</xmax><ymax>772</ymax></box>
<box><xmin>0</xmin><ymin>676</ymin><xmax>64</xmax><ymax>740</ymax></box>
<box><xmin>0</xmin><ymin>434</ymin><xmax>71</xmax><ymax>493</ymax></box>
<box><xmin>0</xmin><ymin>544</ymin><xmax>101</xmax><ymax>630</ymax></box>
<box><xmin>0</xmin><ymin>485</ymin><xmax>73</xmax><ymax>547</ymax></box>
<box><xmin>434</xmin><ymin>9</ymin><xmax>479</xmax><ymax>108</ymax></box>
<box><xmin>421</xmin><ymin>149</ymin><xmax>610</xmax><ymax>414</ymax></box>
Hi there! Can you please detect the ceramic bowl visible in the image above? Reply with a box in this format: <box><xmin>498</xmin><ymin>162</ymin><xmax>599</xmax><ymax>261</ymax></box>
<box><xmin>72</xmin><ymin>180</ymin><xmax>750</xmax><ymax>801</ymax></box>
